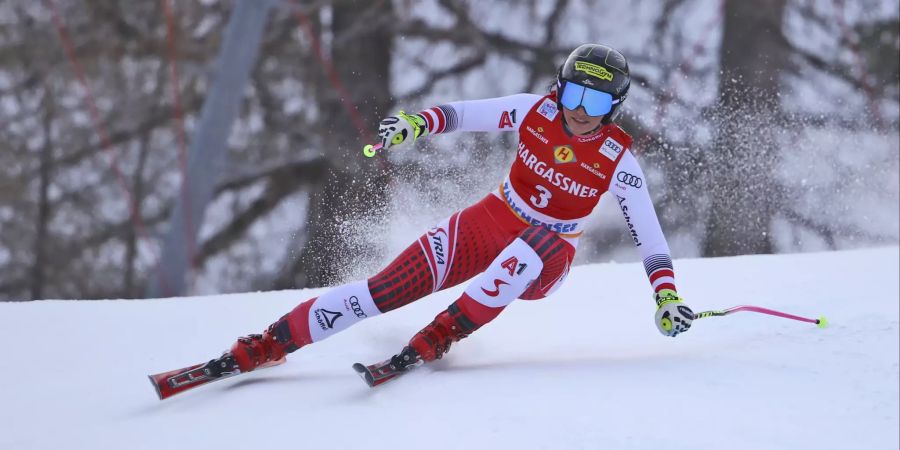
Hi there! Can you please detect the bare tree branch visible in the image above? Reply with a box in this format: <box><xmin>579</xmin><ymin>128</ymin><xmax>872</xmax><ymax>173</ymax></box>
<box><xmin>216</xmin><ymin>156</ymin><xmax>330</xmax><ymax>195</ymax></box>
<box><xmin>396</xmin><ymin>51</ymin><xmax>487</xmax><ymax>101</ymax></box>
<box><xmin>194</xmin><ymin>160</ymin><xmax>327</xmax><ymax>266</ymax></box>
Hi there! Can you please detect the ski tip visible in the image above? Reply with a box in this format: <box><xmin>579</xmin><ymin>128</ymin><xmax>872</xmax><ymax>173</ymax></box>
<box><xmin>352</xmin><ymin>362</ymin><xmax>376</xmax><ymax>388</ymax></box>
<box><xmin>148</xmin><ymin>375</ymin><xmax>165</xmax><ymax>400</ymax></box>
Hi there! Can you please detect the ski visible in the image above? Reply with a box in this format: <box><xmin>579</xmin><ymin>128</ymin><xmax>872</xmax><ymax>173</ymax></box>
<box><xmin>352</xmin><ymin>359</ymin><xmax>403</xmax><ymax>387</ymax></box>
<box><xmin>352</xmin><ymin>346</ymin><xmax>423</xmax><ymax>388</ymax></box>
<box><xmin>148</xmin><ymin>353</ymin><xmax>285</xmax><ymax>400</ymax></box>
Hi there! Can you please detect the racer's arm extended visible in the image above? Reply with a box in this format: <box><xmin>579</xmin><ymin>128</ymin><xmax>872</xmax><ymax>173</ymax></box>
<box><xmin>377</xmin><ymin>94</ymin><xmax>542</xmax><ymax>150</ymax></box>
<box><xmin>611</xmin><ymin>150</ymin><xmax>693</xmax><ymax>337</ymax></box>
<box><xmin>419</xmin><ymin>94</ymin><xmax>542</xmax><ymax>134</ymax></box>
<box><xmin>609</xmin><ymin>150</ymin><xmax>676</xmax><ymax>295</ymax></box>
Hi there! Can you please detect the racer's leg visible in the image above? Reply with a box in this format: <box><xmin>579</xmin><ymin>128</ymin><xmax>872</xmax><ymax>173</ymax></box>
<box><xmin>408</xmin><ymin>225</ymin><xmax>576</xmax><ymax>362</ymax></box>
<box><xmin>231</xmin><ymin>195</ymin><xmax>517</xmax><ymax>371</ymax></box>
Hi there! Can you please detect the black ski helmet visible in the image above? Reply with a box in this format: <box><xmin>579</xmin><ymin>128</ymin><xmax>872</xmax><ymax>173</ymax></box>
<box><xmin>557</xmin><ymin>44</ymin><xmax>630</xmax><ymax>124</ymax></box>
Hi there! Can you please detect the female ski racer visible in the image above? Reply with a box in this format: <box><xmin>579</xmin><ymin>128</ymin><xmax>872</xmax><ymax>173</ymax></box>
<box><xmin>227</xmin><ymin>43</ymin><xmax>695</xmax><ymax>375</ymax></box>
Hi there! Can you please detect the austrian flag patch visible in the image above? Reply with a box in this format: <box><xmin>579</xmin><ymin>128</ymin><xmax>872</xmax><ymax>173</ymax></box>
<box><xmin>537</xmin><ymin>98</ymin><xmax>559</xmax><ymax>121</ymax></box>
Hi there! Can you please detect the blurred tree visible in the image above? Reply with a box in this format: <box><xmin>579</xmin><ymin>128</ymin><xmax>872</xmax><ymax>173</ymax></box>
<box><xmin>147</xmin><ymin>0</ymin><xmax>278</xmax><ymax>298</ymax></box>
<box><xmin>702</xmin><ymin>0</ymin><xmax>788</xmax><ymax>256</ymax></box>
<box><xmin>856</xmin><ymin>18</ymin><xmax>900</xmax><ymax>98</ymax></box>
<box><xmin>0</xmin><ymin>1</ymin><xmax>222</xmax><ymax>300</ymax></box>
<box><xmin>272</xmin><ymin>0</ymin><xmax>395</xmax><ymax>288</ymax></box>
<box><xmin>31</xmin><ymin>85</ymin><xmax>55</xmax><ymax>300</ymax></box>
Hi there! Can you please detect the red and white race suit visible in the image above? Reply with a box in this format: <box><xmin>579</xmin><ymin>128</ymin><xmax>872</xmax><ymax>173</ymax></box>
<box><xmin>414</xmin><ymin>92</ymin><xmax>677</xmax><ymax>292</ymax></box>
<box><xmin>275</xmin><ymin>93</ymin><xmax>679</xmax><ymax>347</ymax></box>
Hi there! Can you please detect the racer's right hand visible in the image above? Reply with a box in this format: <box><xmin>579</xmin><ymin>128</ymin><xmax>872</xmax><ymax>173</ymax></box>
<box><xmin>378</xmin><ymin>111</ymin><xmax>428</xmax><ymax>150</ymax></box>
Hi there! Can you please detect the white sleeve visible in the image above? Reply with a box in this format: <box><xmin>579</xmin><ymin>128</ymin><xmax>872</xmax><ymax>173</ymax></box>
<box><xmin>419</xmin><ymin>94</ymin><xmax>543</xmax><ymax>134</ymax></box>
<box><xmin>609</xmin><ymin>150</ymin><xmax>678</xmax><ymax>294</ymax></box>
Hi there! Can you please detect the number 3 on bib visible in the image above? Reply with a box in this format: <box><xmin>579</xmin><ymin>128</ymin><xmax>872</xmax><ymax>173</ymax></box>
<box><xmin>530</xmin><ymin>185</ymin><xmax>552</xmax><ymax>209</ymax></box>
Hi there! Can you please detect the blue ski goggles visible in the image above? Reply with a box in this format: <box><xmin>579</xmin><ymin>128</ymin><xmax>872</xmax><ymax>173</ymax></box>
<box><xmin>559</xmin><ymin>81</ymin><xmax>615</xmax><ymax>117</ymax></box>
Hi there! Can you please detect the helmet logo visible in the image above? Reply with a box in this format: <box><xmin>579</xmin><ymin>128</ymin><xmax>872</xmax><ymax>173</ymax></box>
<box><xmin>575</xmin><ymin>61</ymin><xmax>613</xmax><ymax>81</ymax></box>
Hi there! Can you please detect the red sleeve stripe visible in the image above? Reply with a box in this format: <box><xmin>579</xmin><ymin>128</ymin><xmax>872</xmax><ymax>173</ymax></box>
<box><xmin>421</xmin><ymin>109</ymin><xmax>437</xmax><ymax>132</ymax></box>
<box><xmin>652</xmin><ymin>275</ymin><xmax>676</xmax><ymax>290</ymax></box>
<box><xmin>654</xmin><ymin>282</ymin><xmax>677</xmax><ymax>293</ymax></box>
<box><xmin>421</xmin><ymin>107</ymin><xmax>447</xmax><ymax>134</ymax></box>
<box><xmin>649</xmin><ymin>268</ymin><xmax>675</xmax><ymax>284</ymax></box>
<box><xmin>433</xmin><ymin>107</ymin><xmax>446</xmax><ymax>133</ymax></box>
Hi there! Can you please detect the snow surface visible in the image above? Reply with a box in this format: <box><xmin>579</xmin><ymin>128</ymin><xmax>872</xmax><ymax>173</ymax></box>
<box><xmin>1</xmin><ymin>247</ymin><xmax>898</xmax><ymax>450</ymax></box>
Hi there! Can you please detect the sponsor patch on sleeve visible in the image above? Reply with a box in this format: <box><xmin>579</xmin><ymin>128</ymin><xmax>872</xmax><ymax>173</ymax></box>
<box><xmin>537</xmin><ymin>98</ymin><xmax>559</xmax><ymax>121</ymax></box>
<box><xmin>600</xmin><ymin>137</ymin><xmax>624</xmax><ymax>160</ymax></box>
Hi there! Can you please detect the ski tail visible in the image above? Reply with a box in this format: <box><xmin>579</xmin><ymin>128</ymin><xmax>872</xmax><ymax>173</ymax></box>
<box><xmin>149</xmin><ymin>360</ymin><xmax>226</xmax><ymax>400</ymax></box>
<box><xmin>352</xmin><ymin>346</ymin><xmax>423</xmax><ymax>388</ymax></box>
<box><xmin>352</xmin><ymin>360</ymin><xmax>403</xmax><ymax>387</ymax></box>
<box><xmin>148</xmin><ymin>354</ymin><xmax>285</xmax><ymax>400</ymax></box>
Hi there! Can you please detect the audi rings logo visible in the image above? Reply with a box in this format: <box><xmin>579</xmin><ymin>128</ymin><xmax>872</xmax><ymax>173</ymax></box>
<box><xmin>347</xmin><ymin>295</ymin><xmax>368</xmax><ymax>319</ymax></box>
<box><xmin>616</xmin><ymin>171</ymin><xmax>642</xmax><ymax>188</ymax></box>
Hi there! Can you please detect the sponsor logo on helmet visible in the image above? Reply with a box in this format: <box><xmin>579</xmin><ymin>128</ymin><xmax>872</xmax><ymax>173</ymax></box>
<box><xmin>553</xmin><ymin>146</ymin><xmax>576</xmax><ymax>164</ymax></box>
<box><xmin>537</xmin><ymin>98</ymin><xmax>558</xmax><ymax>121</ymax></box>
<box><xmin>616</xmin><ymin>171</ymin><xmax>642</xmax><ymax>188</ymax></box>
<box><xmin>600</xmin><ymin>137</ymin><xmax>624</xmax><ymax>160</ymax></box>
<box><xmin>575</xmin><ymin>61</ymin><xmax>614</xmax><ymax>81</ymax></box>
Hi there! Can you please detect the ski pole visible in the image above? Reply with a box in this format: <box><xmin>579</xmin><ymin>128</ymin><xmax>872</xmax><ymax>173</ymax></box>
<box><xmin>362</xmin><ymin>142</ymin><xmax>384</xmax><ymax>158</ymax></box>
<box><xmin>693</xmin><ymin>305</ymin><xmax>828</xmax><ymax>328</ymax></box>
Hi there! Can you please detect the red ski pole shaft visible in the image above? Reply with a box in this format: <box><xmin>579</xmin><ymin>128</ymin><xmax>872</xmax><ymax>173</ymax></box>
<box><xmin>694</xmin><ymin>305</ymin><xmax>828</xmax><ymax>328</ymax></box>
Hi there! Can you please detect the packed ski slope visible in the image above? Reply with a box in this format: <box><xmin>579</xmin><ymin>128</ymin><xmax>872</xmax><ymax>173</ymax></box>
<box><xmin>1</xmin><ymin>247</ymin><xmax>897</xmax><ymax>450</ymax></box>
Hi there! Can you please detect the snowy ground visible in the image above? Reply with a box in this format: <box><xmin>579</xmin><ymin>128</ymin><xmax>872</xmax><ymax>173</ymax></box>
<box><xmin>1</xmin><ymin>247</ymin><xmax>898</xmax><ymax>450</ymax></box>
